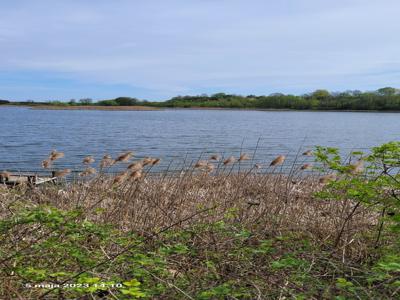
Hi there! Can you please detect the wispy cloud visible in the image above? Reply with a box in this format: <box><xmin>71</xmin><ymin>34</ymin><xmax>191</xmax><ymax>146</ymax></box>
<box><xmin>1</xmin><ymin>0</ymin><xmax>399</xmax><ymax>100</ymax></box>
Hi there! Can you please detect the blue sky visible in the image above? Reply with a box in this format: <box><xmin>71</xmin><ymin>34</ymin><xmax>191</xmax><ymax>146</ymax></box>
<box><xmin>0</xmin><ymin>0</ymin><xmax>399</xmax><ymax>101</ymax></box>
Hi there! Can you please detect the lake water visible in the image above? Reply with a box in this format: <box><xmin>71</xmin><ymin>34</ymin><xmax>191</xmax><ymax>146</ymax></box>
<box><xmin>0</xmin><ymin>106</ymin><xmax>399</xmax><ymax>174</ymax></box>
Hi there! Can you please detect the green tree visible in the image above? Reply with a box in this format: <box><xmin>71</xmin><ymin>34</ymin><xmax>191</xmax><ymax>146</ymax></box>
<box><xmin>312</xmin><ymin>89</ymin><xmax>330</xmax><ymax>100</ymax></box>
<box><xmin>377</xmin><ymin>87</ymin><xmax>397</xmax><ymax>96</ymax></box>
<box><xmin>79</xmin><ymin>98</ymin><xmax>93</xmax><ymax>105</ymax></box>
<box><xmin>114</xmin><ymin>97</ymin><xmax>138</xmax><ymax>106</ymax></box>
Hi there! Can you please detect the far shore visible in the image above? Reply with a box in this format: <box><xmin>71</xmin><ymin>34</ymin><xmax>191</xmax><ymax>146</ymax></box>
<box><xmin>24</xmin><ymin>105</ymin><xmax>161</xmax><ymax>111</ymax></box>
<box><xmin>1</xmin><ymin>104</ymin><xmax>399</xmax><ymax>113</ymax></box>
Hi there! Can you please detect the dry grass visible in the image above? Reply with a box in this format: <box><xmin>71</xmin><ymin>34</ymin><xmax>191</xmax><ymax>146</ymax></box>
<box><xmin>0</xmin><ymin>150</ymin><xmax>389</xmax><ymax>299</ymax></box>
<box><xmin>34</xmin><ymin>173</ymin><xmax>375</xmax><ymax>251</ymax></box>
<box><xmin>3</xmin><ymin>150</ymin><xmax>377</xmax><ymax>256</ymax></box>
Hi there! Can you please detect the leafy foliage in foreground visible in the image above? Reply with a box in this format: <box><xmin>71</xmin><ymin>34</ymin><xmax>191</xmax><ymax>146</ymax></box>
<box><xmin>314</xmin><ymin>142</ymin><xmax>400</xmax><ymax>297</ymax></box>
<box><xmin>1</xmin><ymin>205</ymin><xmax>393</xmax><ymax>299</ymax></box>
<box><xmin>0</xmin><ymin>142</ymin><xmax>400</xmax><ymax>299</ymax></box>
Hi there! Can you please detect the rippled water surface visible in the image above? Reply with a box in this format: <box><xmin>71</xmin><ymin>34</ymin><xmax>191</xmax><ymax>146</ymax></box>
<box><xmin>0</xmin><ymin>107</ymin><xmax>399</xmax><ymax>173</ymax></box>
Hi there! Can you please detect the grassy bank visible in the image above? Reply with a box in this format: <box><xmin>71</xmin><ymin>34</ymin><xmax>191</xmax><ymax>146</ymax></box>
<box><xmin>1</xmin><ymin>144</ymin><xmax>400</xmax><ymax>299</ymax></box>
<box><xmin>28</xmin><ymin>105</ymin><xmax>161</xmax><ymax>111</ymax></box>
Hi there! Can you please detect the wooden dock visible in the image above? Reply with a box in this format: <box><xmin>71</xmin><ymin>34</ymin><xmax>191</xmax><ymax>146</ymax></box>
<box><xmin>0</xmin><ymin>172</ymin><xmax>57</xmax><ymax>187</ymax></box>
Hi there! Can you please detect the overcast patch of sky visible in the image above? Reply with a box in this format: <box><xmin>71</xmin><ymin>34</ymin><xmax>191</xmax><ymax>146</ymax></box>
<box><xmin>0</xmin><ymin>0</ymin><xmax>399</xmax><ymax>100</ymax></box>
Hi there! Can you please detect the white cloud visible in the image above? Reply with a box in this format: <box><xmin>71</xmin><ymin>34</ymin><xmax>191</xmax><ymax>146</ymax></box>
<box><xmin>0</xmin><ymin>0</ymin><xmax>399</xmax><ymax>99</ymax></box>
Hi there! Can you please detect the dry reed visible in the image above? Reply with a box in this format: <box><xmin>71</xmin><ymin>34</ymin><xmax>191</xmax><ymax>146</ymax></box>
<box><xmin>205</xmin><ymin>163</ymin><xmax>215</xmax><ymax>173</ymax></box>
<box><xmin>239</xmin><ymin>153</ymin><xmax>250</xmax><ymax>161</ymax></box>
<box><xmin>151</xmin><ymin>158</ymin><xmax>161</xmax><ymax>165</ymax></box>
<box><xmin>50</xmin><ymin>151</ymin><xmax>65</xmax><ymax>161</ymax></box>
<box><xmin>41</xmin><ymin>159</ymin><xmax>51</xmax><ymax>169</ymax></box>
<box><xmin>223</xmin><ymin>156</ymin><xmax>236</xmax><ymax>165</ymax></box>
<box><xmin>301</xmin><ymin>163</ymin><xmax>312</xmax><ymax>170</ymax></box>
<box><xmin>14</xmin><ymin>164</ymin><xmax>376</xmax><ymax>255</ymax></box>
<box><xmin>113</xmin><ymin>171</ymin><xmax>128</xmax><ymax>184</ymax></box>
<box><xmin>82</xmin><ymin>156</ymin><xmax>95</xmax><ymax>164</ymax></box>
<box><xmin>349</xmin><ymin>160</ymin><xmax>364</xmax><ymax>174</ymax></box>
<box><xmin>270</xmin><ymin>155</ymin><xmax>285</xmax><ymax>166</ymax></box>
<box><xmin>100</xmin><ymin>155</ymin><xmax>114</xmax><ymax>168</ymax></box>
<box><xmin>209</xmin><ymin>154</ymin><xmax>220</xmax><ymax>161</ymax></box>
<box><xmin>79</xmin><ymin>167</ymin><xmax>97</xmax><ymax>177</ymax></box>
<box><xmin>142</xmin><ymin>157</ymin><xmax>154</xmax><ymax>166</ymax></box>
<box><xmin>319</xmin><ymin>173</ymin><xmax>337</xmax><ymax>184</ymax></box>
<box><xmin>129</xmin><ymin>170</ymin><xmax>142</xmax><ymax>181</ymax></box>
<box><xmin>115</xmin><ymin>151</ymin><xmax>133</xmax><ymax>163</ymax></box>
<box><xmin>53</xmin><ymin>169</ymin><xmax>71</xmax><ymax>178</ymax></box>
<box><xmin>0</xmin><ymin>149</ymin><xmax>385</xmax><ymax>299</ymax></box>
<box><xmin>194</xmin><ymin>160</ymin><xmax>208</xmax><ymax>168</ymax></box>
<box><xmin>127</xmin><ymin>162</ymin><xmax>143</xmax><ymax>171</ymax></box>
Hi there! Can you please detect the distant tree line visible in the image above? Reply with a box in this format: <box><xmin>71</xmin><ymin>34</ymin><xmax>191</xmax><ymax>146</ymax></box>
<box><xmin>97</xmin><ymin>97</ymin><xmax>141</xmax><ymax>106</ymax></box>
<box><xmin>159</xmin><ymin>87</ymin><xmax>400</xmax><ymax>110</ymax></box>
<box><xmin>3</xmin><ymin>87</ymin><xmax>400</xmax><ymax>111</ymax></box>
<box><xmin>67</xmin><ymin>97</ymin><xmax>141</xmax><ymax>106</ymax></box>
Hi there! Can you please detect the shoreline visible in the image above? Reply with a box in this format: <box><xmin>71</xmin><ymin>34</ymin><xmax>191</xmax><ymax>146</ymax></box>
<box><xmin>1</xmin><ymin>104</ymin><xmax>400</xmax><ymax>113</ymax></box>
<box><xmin>27</xmin><ymin>105</ymin><xmax>161</xmax><ymax>111</ymax></box>
<box><xmin>163</xmin><ymin>107</ymin><xmax>400</xmax><ymax>113</ymax></box>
